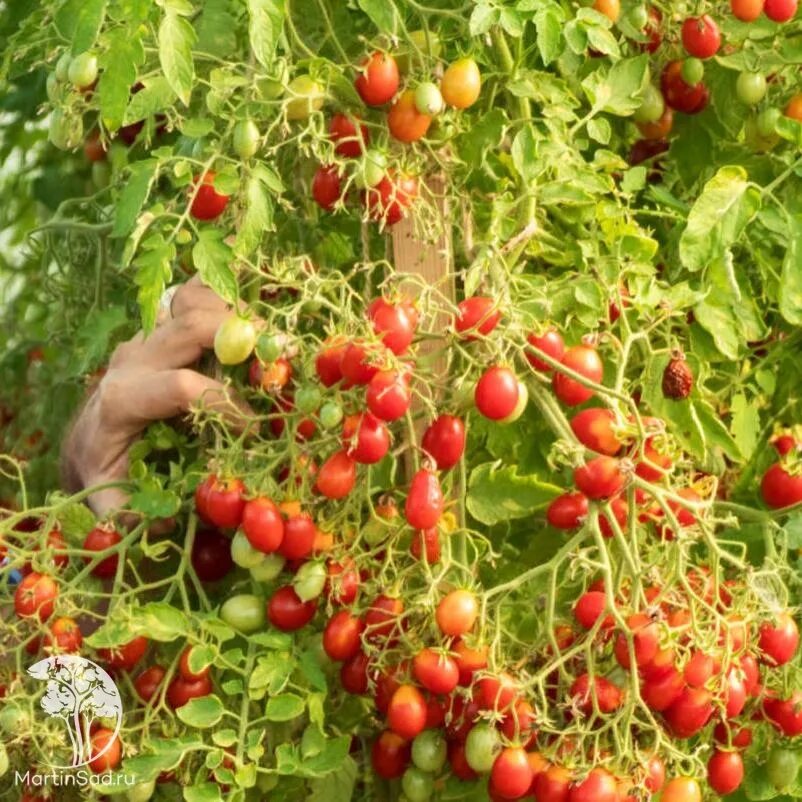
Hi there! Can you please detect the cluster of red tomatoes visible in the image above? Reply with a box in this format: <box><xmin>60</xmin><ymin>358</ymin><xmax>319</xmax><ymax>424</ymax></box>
<box><xmin>761</xmin><ymin>432</ymin><xmax>802</xmax><ymax>509</ymax></box>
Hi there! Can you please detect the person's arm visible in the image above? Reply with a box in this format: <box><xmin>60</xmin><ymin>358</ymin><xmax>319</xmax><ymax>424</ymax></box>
<box><xmin>61</xmin><ymin>277</ymin><xmax>253</xmax><ymax>518</ymax></box>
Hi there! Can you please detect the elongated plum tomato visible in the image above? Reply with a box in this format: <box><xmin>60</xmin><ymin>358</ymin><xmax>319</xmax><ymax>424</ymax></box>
<box><xmin>365</xmin><ymin>594</ymin><xmax>404</xmax><ymax>641</ymax></box>
<box><xmin>405</xmin><ymin>468</ymin><xmax>444</xmax><ymax>529</ymax></box>
<box><xmin>166</xmin><ymin>674</ymin><xmax>212</xmax><ymax>709</ymax></box>
<box><xmin>134</xmin><ymin>665</ymin><xmax>166</xmax><ymax>703</ymax></box>
<box><xmin>681</xmin><ymin>15</ymin><xmax>721</xmax><ymax>59</ymax></box>
<box><xmin>661</xmin><ymin>778</ymin><xmax>702</xmax><ymax>802</ymax></box>
<box><xmin>547</xmin><ymin>492</ymin><xmax>589</xmax><ymax>530</ymax></box>
<box><xmin>573</xmin><ymin>591</ymin><xmax>613</xmax><ymax>630</ymax></box>
<box><xmin>278</xmin><ymin>513</ymin><xmax>316</xmax><ymax>560</ymax></box>
<box><xmin>593</xmin><ymin>0</ymin><xmax>620</xmax><ymax>22</ymax></box>
<box><xmin>413</xmin><ymin>648</ymin><xmax>459</xmax><ymax>694</ymax></box>
<box><xmin>535</xmin><ymin>766</ymin><xmax>572</xmax><ymax>802</ymax></box>
<box><xmin>83</xmin><ymin>525</ymin><xmax>122</xmax><ymax>578</ymax></box>
<box><xmin>761</xmin><ymin>463</ymin><xmax>802</xmax><ymax>508</ymax></box>
<box><xmin>574</xmin><ymin>456</ymin><xmax>625</xmax><ymax>500</ymax></box>
<box><xmin>88</xmin><ymin>728</ymin><xmax>121</xmax><ymax>774</ymax></box>
<box><xmin>214</xmin><ymin>315</ymin><xmax>256</xmax><ymax>365</ymax></box>
<box><xmin>491</xmin><ymin>747</ymin><xmax>534</xmax><ymax>800</ymax></box>
<box><xmin>456</xmin><ymin>296</ymin><xmax>501</xmax><ymax>338</ymax></box>
<box><xmin>267</xmin><ymin>586</ymin><xmax>317</xmax><ymax>631</ymax></box>
<box><xmin>388</xmin><ymin>684</ymin><xmax>427</xmax><ymax>739</ymax></box>
<box><xmin>422</xmin><ymin>414</ymin><xmax>466</xmax><ymax>470</ymax></box>
<box><xmin>315</xmin><ymin>450</ymin><xmax>356</xmax><ymax>500</ymax></box>
<box><xmin>191</xmin><ymin>529</ymin><xmax>234</xmax><ymax>582</ymax></box>
<box><xmin>663</xmin><ymin>687</ymin><xmax>713</xmax><ymax>738</ymax></box>
<box><xmin>355</xmin><ymin>52</ymin><xmax>399</xmax><ymax>106</ymax></box>
<box><xmin>570</xmin><ymin>408</ymin><xmax>621</xmax><ymax>455</ymax></box>
<box><xmin>45</xmin><ymin>616</ymin><xmax>82</xmax><ymax>652</ymax></box>
<box><xmin>388</xmin><ymin>89</ymin><xmax>431</xmax><ymax>142</ymax></box>
<box><xmin>707</xmin><ymin>751</ymin><xmax>744</xmax><ymax>796</ymax></box>
<box><xmin>764</xmin><ymin>691</ymin><xmax>802</xmax><ymax>736</ymax></box>
<box><xmin>569</xmin><ymin>767</ymin><xmax>619</xmax><ymax>802</ymax></box>
<box><xmin>368</xmin><ymin>296</ymin><xmax>416</xmax><ymax>355</ymax></box>
<box><xmin>527</xmin><ymin>328</ymin><xmax>565</xmax><ymax>371</ymax></box>
<box><xmin>366</xmin><ymin>370</ymin><xmax>411</xmax><ymax>421</ymax></box>
<box><xmin>364</xmin><ymin>173</ymin><xmax>418</xmax><ymax>225</ymax></box>
<box><xmin>312</xmin><ymin>164</ymin><xmax>342</xmax><ymax>210</ymax></box>
<box><xmin>242</xmin><ymin>497</ymin><xmax>284</xmax><ymax>553</ymax></box>
<box><xmin>372</xmin><ymin>730</ymin><xmax>410</xmax><ymax>779</ymax></box>
<box><xmin>190</xmin><ymin>171</ymin><xmax>230</xmax><ymax>221</ymax></box>
<box><xmin>731</xmin><ymin>0</ymin><xmax>764</xmax><ymax>21</ymax></box>
<box><xmin>98</xmin><ymin>636</ymin><xmax>148</xmax><ymax>671</ymax></box>
<box><xmin>614</xmin><ymin>613</ymin><xmax>660</xmax><ymax>670</ymax></box>
<box><xmin>203</xmin><ymin>476</ymin><xmax>246</xmax><ymax>529</ymax></box>
<box><xmin>553</xmin><ymin>345</ymin><xmax>603</xmax><ymax>405</ymax></box>
<box><xmin>436</xmin><ymin>589</ymin><xmax>478</xmax><ymax>637</ymax></box>
<box><xmin>638</xmin><ymin>106</ymin><xmax>673</xmax><ymax>140</ymax></box>
<box><xmin>329</xmin><ymin>113</ymin><xmax>369</xmax><ymax>158</ymax></box>
<box><xmin>440</xmin><ymin>58</ymin><xmax>481</xmax><ymax>109</ymax></box>
<box><xmin>765</xmin><ymin>0</ymin><xmax>798</xmax><ymax>21</ymax></box>
<box><xmin>759</xmin><ymin>613</ymin><xmax>799</xmax><ymax>666</ymax></box>
<box><xmin>475</xmin><ymin>366</ymin><xmax>519</xmax><ymax>420</ymax></box>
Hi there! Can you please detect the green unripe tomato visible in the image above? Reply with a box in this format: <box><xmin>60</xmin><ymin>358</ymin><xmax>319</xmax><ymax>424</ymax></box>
<box><xmin>285</xmin><ymin>75</ymin><xmax>325</xmax><ymax>121</ymax></box>
<box><xmin>250</xmin><ymin>552</ymin><xmax>286</xmax><ymax>582</ymax></box>
<box><xmin>126</xmin><ymin>780</ymin><xmax>156</xmax><ymax>802</ymax></box>
<box><xmin>411</xmin><ymin>730</ymin><xmax>447</xmax><ymax>773</ymax></box>
<box><xmin>319</xmin><ymin>401</ymin><xmax>343</xmax><ymax>430</ymax></box>
<box><xmin>681</xmin><ymin>58</ymin><xmax>704</xmax><ymax>87</ymax></box>
<box><xmin>231</xmin><ymin>530</ymin><xmax>266</xmax><ymax>569</ymax></box>
<box><xmin>736</xmin><ymin>72</ymin><xmax>767</xmax><ymax>105</ymax></box>
<box><xmin>628</xmin><ymin>4</ymin><xmax>649</xmax><ymax>29</ymax></box>
<box><xmin>757</xmin><ymin>107</ymin><xmax>781</xmax><ymax>137</ymax></box>
<box><xmin>0</xmin><ymin>743</ymin><xmax>8</xmax><ymax>778</ymax></box>
<box><xmin>49</xmin><ymin>109</ymin><xmax>83</xmax><ymax>150</ymax></box>
<box><xmin>354</xmin><ymin>149</ymin><xmax>387</xmax><ymax>190</ymax></box>
<box><xmin>401</xmin><ymin>767</ymin><xmax>434</xmax><ymax>802</ymax></box>
<box><xmin>46</xmin><ymin>72</ymin><xmax>60</xmax><ymax>102</ymax></box>
<box><xmin>92</xmin><ymin>161</ymin><xmax>111</xmax><ymax>189</ymax></box>
<box><xmin>633</xmin><ymin>84</ymin><xmax>665</xmax><ymax>124</ymax></box>
<box><xmin>415</xmin><ymin>82</ymin><xmax>444</xmax><ymax>116</ymax></box>
<box><xmin>501</xmin><ymin>381</ymin><xmax>529</xmax><ymax>424</ymax></box>
<box><xmin>214</xmin><ymin>315</ymin><xmax>257</xmax><ymax>365</ymax></box>
<box><xmin>255</xmin><ymin>332</ymin><xmax>283</xmax><ymax>363</ymax></box>
<box><xmin>464</xmin><ymin>723</ymin><xmax>501</xmax><ymax>773</ymax></box>
<box><xmin>767</xmin><ymin>748</ymin><xmax>800</xmax><ymax>790</ymax></box>
<box><xmin>220</xmin><ymin>593</ymin><xmax>266</xmax><ymax>633</ymax></box>
<box><xmin>55</xmin><ymin>51</ymin><xmax>72</xmax><ymax>82</ymax></box>
<box><xmin>293</xmin><ymin>561</ymin><xmax>327</xmax><ymax>601</ymax></box>
<box><xmin>233</xmin><ymin>119</ymin><xmax>260</xmax><ymax>159</ymax></box>
<box><xmin>0</xmin><ymin>703</ymin><xmax>30</xmax><ymax>733</ymax></box>
<box><xmin>68</xmin><ymin>52</ymin><xmax>98</xmax><ymax>88</ymax></box>
<box><xmin>295</xmin><ymin>386</ymin><xmax>321</xmax><ymax>414</ymax></box>
<box><xmin>398</xmin><ymin>30</ymin><xmax>442</xmax><ymax>74</ymax></box>
<box><xmin>257</xmin><ymin>60</ymin><xmax>289</xmax><ymax>100</ymax></box>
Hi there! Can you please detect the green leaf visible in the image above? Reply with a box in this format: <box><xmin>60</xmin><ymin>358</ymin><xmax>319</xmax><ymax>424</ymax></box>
<box><xmin>196</xmin><ymin>0</ymin><xmax>238</xmax><ymax>58</ymax></box>
<box><xmin>511</xmin><ymin>124</ymin><xmax>537</xmax><ymax>183</ymax></box>
<box><xmin>467</xmin><ymin>462</ymin><xmax>562</xmax><ymax>526</ymax></box>
<box><xmin>67</xmin><ymin>306</ymin><xmax>128</xmax><ymax>374</ymax></box>
<box><xmin>236</xmin><ymin>172</ymin><xmax>275</xmax><ymax>256</ymax></box>
<box><xmin>456</xmin><ymin>109</ymin><xmax>508</xmax><ymax>167</ymax></box>
<box><xmin>247</xmin><ymin>0</ymin><xmax>286</xmax><ymax>68</ymax></box>
<box><xmin>211</xmin><ymin>729</ymin><xmax>239</xmax><ymax>748</ymax></box>
<box><xmin>98</xmin><ymin>32</ymin><xmax>143</xmax><ymax>131</ymax></box>
<box><xmin>249</xmin><ymin>651</ymin><xmax>293</xmax><ymax>699</ymax></box>
<box><xmin>587</xmin><ymin>117</ymin><xmax>611</xmax><ymax>144</ymax></box>
<box><xmin>582</xmin><ymin>55</ymin><xmax>649</xmax><ymax>115</ymax></box>
<box><xmin>129</xmin><ymin>478</ymin><xmax>181</xmax><ymax>518</ymax></box>
<box><xmin>134</xmin><ymin>601</ymin><xmax>190</xmax><ymax>641</ymax></box>
<box><xmin>124</xmin><ymin>76</ymin><xmax>176</xmax><ymax>125</ymax></box>
<box><xmin>122</xmin><ymin>738</ymin><xmax>204</xmax><ymax>783</ymax></box>
<box><xmin>298</xmin><ymin>649</ymin><xmax>327</xmax><ymax>692</ymax></box>
<box><xmin>469</xmin><ymin>4</ymin><xmax>498</xmax><ymax>35</ymax></box>
<box><xmin>730</xmin><ymin>393</ymin><xmax>760</xmax><ymax>461</ymax></box>
<box><xmin>133</xmin><ymin>233</ymin><xmax>174</xmax><ymax>332</ymax></box>
<box><xmin>265</xmin><ymin>693</ymin><xmax>305</xmax><ymax>722</ymax></box>
<box><xmin>177</xmin><ymin>695</ymin><xmax>224</xmax><ymax>728</ymax></box>
<box><xmin>55</xmin><ymin>0</ymin><xmax>106</xmax><ymax>53</ymax></box>
<box><xmin>679</xmin><ymin>166</ymin><xmax>761</xmax><ymax>272</ymax></box>
<box><xmin>159</xmin><ymin>8</ymin><xmax>195</xmax><ymax>106</ymax></box>
<box><xmin>357</xmin><ymin>0</ymin><xmax>399</xmax><ymax>34</ymax></box>
<box><xmin>276</xmin><ymin>738</ymin><xmax>353</xmax><ymax>778</ymax></box>
<box><xmin>534</xmin><ymin>5</ymin><xmax>563</xmax><ymax>65</ymax></box>
<box><xmin>58</xmin><ymin>502</ymin><xmax>97</xmax><ymax>542</ymax></box>
<box><xmin>193</xmin><ymin>229</ymin><xmax>238</xmax><ymax>305</ymax></box>
<box><xmin>780</xmin><ymin>216</ymin><xmax>802</xmax><ymax>326</ymax></box>
<box><xmin>112</xmin><ymin>159</ymin><xmax>158</xmax><ymax>238</ymax></box>
<box><xmin>183</xmin><ymin>784</ymin><xmax>223</xmax><ymax>802</ymax></box>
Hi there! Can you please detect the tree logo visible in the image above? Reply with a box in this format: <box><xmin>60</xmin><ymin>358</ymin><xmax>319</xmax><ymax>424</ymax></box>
<box><xmin>27</xmin><ymin>655</ymin><xmax>123</xmax><ymax>770</ymax></box>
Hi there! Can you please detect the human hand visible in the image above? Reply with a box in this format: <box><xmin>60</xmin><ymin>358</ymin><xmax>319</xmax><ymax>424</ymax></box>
<box><xmin>61</xmin><ymin>277</ymin><xmax>254</xmax><ymax>519</ymax></box>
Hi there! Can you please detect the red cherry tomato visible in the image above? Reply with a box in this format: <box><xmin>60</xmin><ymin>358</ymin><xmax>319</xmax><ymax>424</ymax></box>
<box><xmin>573</xmin><ymin>591</ymin><xmax>613</xmax><ymax>630</ymax></box>
<box><xmin>325</xmin><ymin>559</ymin><xmax>359</xmax><ymax>605</ymax></box>
<box><xmin>202</xmin><ymin>476</ymin><xmax>246</xmax><ymax>529</ymax></box>
<box><xmin>475</xmin><ymin>366</ymin><xmax>520</xmax><ymax>420</ymax></box>
<box><xmin>570</xmin><ymin>408</ymin><xmax>621</xmax><ymax>455</ymax></box>
<box><xmin>413</xmin><ymin>648</ymin><xmax>459</xmax><ymax>695</ymax></box>
<box><xmin>526</xmin><ymin>328</ymin><xmax>565</xmax><ymax>371</ymax></box>
<box><xmin>166</xmin><ymin>674</ymin><xmax>212</xmax><ymax>708</ymax></box>
<box><xmin>410</xmin><ymin>527</ymin><xmax>441</xmax><ymax>563</ymax></box>
<box><xmin>759</xmin><ymin>613</ymin><xmax>799</xmax><ymax>666</ymax></box>
<box><xmin>267</xmin><ymin>586</ymin><xmax>317</xmax><ymax>631</ymax></box>
<box><xmin>534</xmin><ymin>765</ymin><xmax>572</xmax><ymax>802</ymax></box>
<box><xmin>614</xmin><ymin>613</ymin><xmax>660</xmax><ymax>670</ymax></box>
<box><xmin>491</xmin><ymin>747</ymin><xmax>534</xmax><ymax>800</ymax></box>
<box><xmin>368</xmin><ymin>296</ymin><xmax>417</xmax><ymax>355</ymax></box>
<box><xmin>98</xmin><ymin>636</ymin><xmax>148</xmax><ymax>671</ymax></box>
<box><xmin>14</xmin><ymin>572</ymin><xmax>58</xmax><ymax>621</ymax></box>
<box><xmin>315</xmin><ymin>450</ymin><xmax>357</xmax><ymax>500</ymax></box>
<box><xmin>547</xmin><ymin>492</ymin><xmax>590</xmax><ymax>530</ymax></box>
<box><xmin>365</xmin><ymin>594</ymin><xmax>404</xmax><ymax>641</ymax></box>
<box><xmin>477</xmin><ymin>672</ymin><xmax>518</xmax><ymax>712</ymax></box>
<box><xmin>191</xmin><ymin>528</ymin><xmax>234</xmax><ymax>582</ymax></box>
<box><xmin>323</xmin><ymin>611</ymin><xmax>365</xmax><ymax>662</ymax></box>
<box><xmin>570</xmin><ymin>673</ymin><xmax>623</xmax><ymax>714</ymax></box>
<box><xmin>355</xmin><ymin>52</ymin><xmax>399</xmax><ymax>106</ymax></box>
<box><xmin>316</xmin><ymin>338</ymin><xmax>347</xmax><ymax>386</ymax></box>
<box><xmin>764</xmin><ymin>0</ymin><xmax>798</xmax><ymax>21</ymax></box>
<box><xmin>661</xmin><ymin>61</ymin><xmax>709</xmax><ymax>115</ymax></box>
<box><xmin>456</xmin><ymin>296</ymin><xmax>501</xmax><ymax>339</ymax></box>
<box><xmin>436</xmin><ymin>589</ymin><xmax>478</xmax><ymax>637</ymax></box>
<box><xmin>371</xmin><ymin>730</ymin><xmax>410</xmax><ymax>779</ymax></box>
<box><xmin>761</xmin><ymin>463</ymin><xmax>802</xmax><ymax>508</ymax></box>
<box><xmin>574</xmin><ymin>456</ymin><xmax>625</xmax><ymax>500</ymax></box>
<box><xmin>83</xmin><ymin>525</ymin><xmax>122</xmax><ymax>578</ymax></box>
<box><xmin>421</xmin><ymin>414</ymin><xmax>466</xmax><ymax>470</ymax></box>
<box><xmin>278</xmin><ymin>513</ymin><xmax>316</xmax><ymax>560</ymax></box>
<box><xmin>707</xmin><ymin>750</ymin><xmax>744</xmax><ymax>796</ymax></box>
<box><xmin>641</xmin><ymin>666</ymin><xmax>685</xmax><ymax>711</ymax></box>
<box><xmin>312</xmin><ymin>164</ymin><xmax>342</xmax><ymax>210</ymax></box>
<box><xmin>364</xmin><ymin>173</ymin><xmax>418</xmax><ymax>225</ymax></box>
<box><xmin>405</xmin><ymin>468</ymin><xmax>444</xmax><ymax>529</ymax></box>
<box><xmin>329</xmin><ymin>113</ymin><xmax>369</xmax><ymax>157</ymax></box>
<box><xmin>731</xmin><ymin>0</ymin><xmax>764</xmax><ymax>20</ymax></box>
<box><xmin>45</xmin><ymin>617</ymin><xmax>83</xmax><ymax>652</ymax></box>
<box><xmin>366</xmin><ymin>369</ymin><xmax>412</xmax><ymax>421</ymax></box>
<box><xmin>190</xmin><ymin>171</ymin><xmax>230</xmax><ymax>221</ymax></box>
<box><xmin>242</xmin><ymin>497</ymin><xmax>284</xmax><ymax>553</ymax></box>
<box><xmin>134</xmin><ymin>665</ymin><xmax>166</xmax><ymax>703</ymax></box>
<box><xmin>388</xmin><ymin>89</ymin><xmax>432</xmax><ymax>142</ymax></box>
<box><xmin>340</xmin><ymin>340</ymin><xmax>382</xmax><ymax>385</ymax></box>
<box><xmin>681</xmin><ymin>15</ymin><xmax>721</xmax><ymax>59</ymax></box>
<box><xmin>88</xmin><ymin>728</ymin><xmax>121</xmax><ymax>774</ymax></box>
<box><xmin>342</xmin><ymin>412</ymin><xmax>391</xmax><ymax>464</ymax></box>
<box><xmin>663</xmin><ymin>687</ymin><xmax>714</xmax><ymax>738</ymax></box>
<box><xmin>340</xmin><ymin>650</ymin><xmax>370</xmax><ymax>694</ymax></box>
<box><xmin>569</xmin><ymin>767</ymin><xmax>619</xmax><ymax>802</ymax></box>
<box><xmin>449</xmin><ymin>740</ymin><xmax>479</xmax><ymax>781</ymax></box>
<box><xmin>553</xmin><ymin>346</ymin><xmax>603</xmax><ymax>406</ymax></box>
